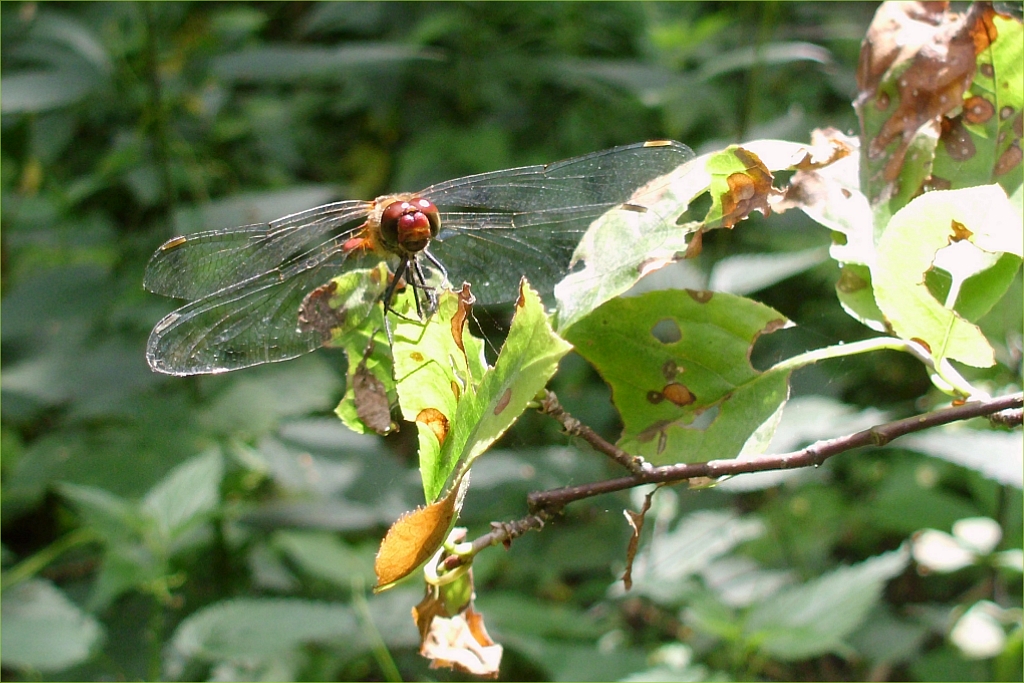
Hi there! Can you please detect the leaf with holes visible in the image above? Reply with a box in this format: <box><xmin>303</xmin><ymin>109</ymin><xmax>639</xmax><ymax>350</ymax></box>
<box><xmin>555</xmin><ymin>140</ymin><xmax>816</xmax><ymax>332</ymax></box>
<box><xmin>871</xmin><ymin>184</ymin><xmax>1022</xmax><ymax>368</ymax></box>
<box><xmin>565</xmin><ymin>289</ymin><xmax>791</xmax><ymax>464</ymax></box>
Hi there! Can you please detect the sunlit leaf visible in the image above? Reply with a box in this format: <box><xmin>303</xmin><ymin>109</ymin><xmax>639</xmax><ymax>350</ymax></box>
<box><xmin>871</xmin><ymin>184</ymin><xmax>1022</xmax><ymax>368</ymax></box>
<box><xmin>855</xmin><ymin>3</ymin><xmax>986</xmax><ymax>214</ymax></box>
<box><xmin>566</xmin><ymin>289</ymin><xmax>791</xmax><ymax>464</ymax></box>
<box><xmin>392</xmin><ymin>286</ymin><xmax>487</xmax><ymax>501</ymax></box>
<box><xmin>374</xmin><ymin>477</ymin><xmax>468</xmax><ymax>591</ymax></box>
<box><xmin>931</xmin><ymin>10</ymin><xmax>1023</xmax><ymax>197</ymax></box>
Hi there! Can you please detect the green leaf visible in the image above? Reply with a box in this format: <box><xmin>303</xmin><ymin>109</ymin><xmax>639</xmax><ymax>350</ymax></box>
<box><xmin>57</xmin><ymin>482</ymin><xmax>141</xmax><ymax>543</ymax></box>
<box><xmin>627</xmin><ymin>510</ymin><xmax>766</xmax><ymax>605</ymax></box>
<box><xmin>87</xmin><ymin>546</ymin><xmax>162</xmax><ymax>612</ymax></box>
<box><xmin>211</xmin><ymin>44</ymin><xmax>437</xmax><ymax>84</ymax></box>
<box><xmin>171</xmin><ymin>186</ymin><xmax>338</xmax><ymax>234</ymax></box>
<box><xmin>955</xmin><ymin>252</ymin><xmax>1023</xmax><ymax>322</ymax></box>
<box><xmin>553</xmin><ymin>151</ymin><xmax>702</xmax><ymax>332</ymax></box>
<box><xmin>325</xmin><ymin>263</ymin><xmax>397</xmax><ymax>435</ymax></box>
<box><xmin>395</xmin><ymin>281</ymin><xmax>570</xmax><ymax>502</ymax></box>
<box><xmin>565</xmin><ymin>289</ymin><xmax>791</xmax><ymax>464</ymax></box>
<box><xmin>871</xmin><ymin>185</ymin><xmax>1022</xmax><ymax>368</ymax></box>
<box><xmin>272</xmin><ymin>530</ymin><xmax>376</xmax><ymax>588</ymax></box>
<box><xmin>391</xmin><ymin>286</ymin><xmax>488</xmax><ymax>502</ymax></box>
<box><xmin>438</xmin><ymin>283</ymin><xmax>571</xmax><ymax>489</ymax></box>
<box><xmin>744</xmin><ymin>546</ymin><xmax>910</xmax><ymax>660</ymax></box>
<box><xmin>165</xmin><ymin>598</ymin><xmax>360</xmax><ymax>676</ymax></box>
<box><xmin>141</xmin><ymin>450</ymin><xmax>223</xmax><ymax>543</ymax></box>
<box><xmin>0</xmin><ymin>69</ymin><xmax>98</xmax><ymax>114</ymax></box>
<box><xmin>900</xmin><ymin>429</ymin><xmax>1024</xmax><ymax>489</ymax></box>
<box><xmin>0</xmin><ymin>579</ymin><xmax>104</xmax><ymax>672</ymax></box>
<box><xmin>200</xmin><ymin>354</ymin><xmax>343</xmax><ymax>436</ymax></box>
<box><xmin>707</xmin><ymin>247</ymin><xmax>829</xmax><ymax>296</ymax></box>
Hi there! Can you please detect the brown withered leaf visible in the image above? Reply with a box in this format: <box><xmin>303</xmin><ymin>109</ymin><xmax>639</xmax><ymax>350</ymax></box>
<box><xmin>416</xmin><ymin>407</ymin><xmax>450</xmax><ymax>446</ymax></box>
<box><xmin>718</xmin><ymin>148</ymin><xmax>777</xmax><ymax>228</ymax></box>
<box><xmin>418</xmin><ymin>605</ymin><xmax>503</xmax><ymax>678</ymax></box>
<box><xmin>621</xmin><ymin>488</ymin><xmax>656</xmax><ymax>590</ymax></box>
<box><xmin>856</xmin><ymin>2</ymin><xmax>992</xmax><ymax>184</ymax></box>
<box><xmin>352</xmin><ymin>337</ymin><xmax>393</xmax><ymax>435</ymax></box>
<box><xmin>297</xmin><ymin>280</ymin><xmax>344</xmax><ymax>340</ymax></box>
<box><xmin>792</xmin><ymin>127</ymin><xmax>855</xmax><ymax>171</ymax></box>
<box><xmin>374</xmin><ymin>477</ymin><xmax>469</xmax><ymax>591</ymax></box>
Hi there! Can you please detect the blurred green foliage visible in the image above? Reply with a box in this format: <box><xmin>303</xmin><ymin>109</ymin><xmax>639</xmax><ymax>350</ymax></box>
<box><xmin>1</xmin><ymin>2</ymin><xmax>1021</xmax><ymax>681</ymax></box>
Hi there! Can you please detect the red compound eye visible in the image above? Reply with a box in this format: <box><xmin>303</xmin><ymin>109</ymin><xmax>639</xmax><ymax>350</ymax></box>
<box><xmin>379</xmin><ymin>199</ymin><xmax>441</xmax><ymax>255</ymax></box>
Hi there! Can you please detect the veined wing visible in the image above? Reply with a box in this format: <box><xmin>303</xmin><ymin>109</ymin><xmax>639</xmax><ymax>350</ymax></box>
<box><xmin>427</xmin><ymin>207</ymin><xmax>604</xmax><ymax>305</ymax></box>
<box><xmin>144</xmin><ymin>200</ymin><xmax>372</xmax><ymax>301</ymax></box>
<box><xmin>419</xmin><ymin>141</ymin><xmax>692</xmax><ymax>213</ymax></box>
<box><xmin>422</xmin><ymin>141</ymin><xmax>694</xmax><ymax>304</ymax></box>
<box><xmin>146</xmin><ymin>241</ymin><xmax>365</xmax><ymax>375</ymax></box>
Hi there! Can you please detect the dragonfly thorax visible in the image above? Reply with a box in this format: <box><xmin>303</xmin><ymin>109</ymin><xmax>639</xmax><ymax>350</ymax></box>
<box><xmin>376</xmin><ymin>196</ymin><xmax>441</xmax><ymax>257</ymax></box>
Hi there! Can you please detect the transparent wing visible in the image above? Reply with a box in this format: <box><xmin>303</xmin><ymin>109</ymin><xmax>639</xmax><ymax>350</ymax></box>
<box><xmin>146</xmin><ymin>247</ymin><xmax>361</xmax><ymax>375</ymax></box>
<box><xmin>421</xmin><ymin>141</ymin><xmax>694</xmax><ymax>304</ymax></box>
<box><xmin>144</xmin><ymin>200</ymin><xmax>372</xmax><ymax>300</ymax></box>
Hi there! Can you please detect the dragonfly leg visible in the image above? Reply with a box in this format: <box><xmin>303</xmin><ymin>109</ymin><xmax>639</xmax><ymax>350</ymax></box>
<box><xmin>411</xmin><ymin>257</ymin><xmax>439</xmax><ymax>317</ymax></box>
<box><xmin>422</xmin><ymin>249</ymin><xmax>449</xmax><ymax>290</ymax></box>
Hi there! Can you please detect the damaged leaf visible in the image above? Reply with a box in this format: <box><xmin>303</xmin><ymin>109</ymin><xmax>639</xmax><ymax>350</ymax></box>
<box><xmin>855</xmin><ymin>1</ymin><xmax>1022</xmax><ymax>216</ymax></box>
<box><xmin>330</xmin><ymin>263</ymin><xmax>399</xmax><ymax>434</ymax></box>
<box><xmin>555</xmin><ymin>140</ymin><xmax>817</xmax><ymax>332</ymax></box>
<box><xmin>622</xmin><ymin>488</ymin><xmax>656</xmax><ymax>591</ymax></box>
<box><xmin>391</xmin><ymin>285</ymin><xmax>488</xmax><ymax>502</ymax></box>
<box><xmin>416</xmin><ymin>603</ymin><xmax>502</xmax><ymax>678</ymax></box>
<box><xmin>871</xmin><ymin>184</ymin><xmax>1022</xmax><ymax>368</ymax></box>
<box><xmin>374</xmin><ymin>476</ymin><xmax>470</xmax><ymax>591</ymax></box>
<box><xmin>931</xmin><ymin>6</ymin><xmax>1023</xmax><ymax>197</ymax></box>
<box><xmin>704</xmin><ymin>145</ymin><xmax>780</xmax><ymax>229</ymax></box>
<box><xmin>351</xmin><ymin>336</ymin><xmax>395</xmax><ymax>435</ymax></box>
<box><xmin>427</xmin><ymin>281</ymin><xmax>572</xmax><ymax>502</ymax></box>
<box><xmin>412</xmin><ymin>530</ymin><xmax>503</xmax><ymax>677</ymax></box>
<box><xmin>565</xmin><ymin>289</ymin><xmax>792</xmax><ymax>465</ymax></box>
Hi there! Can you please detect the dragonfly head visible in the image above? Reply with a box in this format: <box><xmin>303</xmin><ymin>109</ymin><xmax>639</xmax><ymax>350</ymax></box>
<box><xmin>378</xmin><ymin>197</ymin><xmax>441</xmax><ymax>257</ymax></box>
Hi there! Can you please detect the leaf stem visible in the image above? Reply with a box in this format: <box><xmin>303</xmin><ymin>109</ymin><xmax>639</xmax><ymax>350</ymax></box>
<box><xmin>769</xmin><ymin>336</ymin><xmax>978</xmax><ymax>397</ymax></box>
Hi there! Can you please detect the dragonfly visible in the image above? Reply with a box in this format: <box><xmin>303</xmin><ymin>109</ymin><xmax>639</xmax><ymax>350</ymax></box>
<box><xmin>145</xmin><ymin>140</ymin><xmax>694</xmax><ymax>375</ymax></box>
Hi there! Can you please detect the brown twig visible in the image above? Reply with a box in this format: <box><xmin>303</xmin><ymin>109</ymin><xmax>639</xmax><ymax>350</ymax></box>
<box><xmin>527</xmin><ymin>391</ymin><xmax>1023</xmax><ymax>515</ymax></box>
<box><xmin>538</xmin><ymin>390</ymin><xmax>650</xmax><ymax>474</ymax></box>
<box><xmin>989</xmin><ymin>407</ymin><xmax>1023</xmax><ymax>428</ymax></box>
<box><xmin>440</xmin><ymin>512</ymin><xmax>551</xmax><ymax>572</ymax></box>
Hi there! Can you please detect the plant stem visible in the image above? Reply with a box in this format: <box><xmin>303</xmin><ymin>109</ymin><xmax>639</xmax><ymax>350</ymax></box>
<box><xmin>526</xmin><ymin>391</ymin><xmax>1022</xmax><ymax>514</ymax></box>
<box><xmin>0</xmin><ymin>528</ymin><xmax>96</xmax><ymax>591</ymax></box>
<box><xmin>352</xmin><ymin>576</ymin><xmax>403</xmax><ymax>682</ymax></box>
